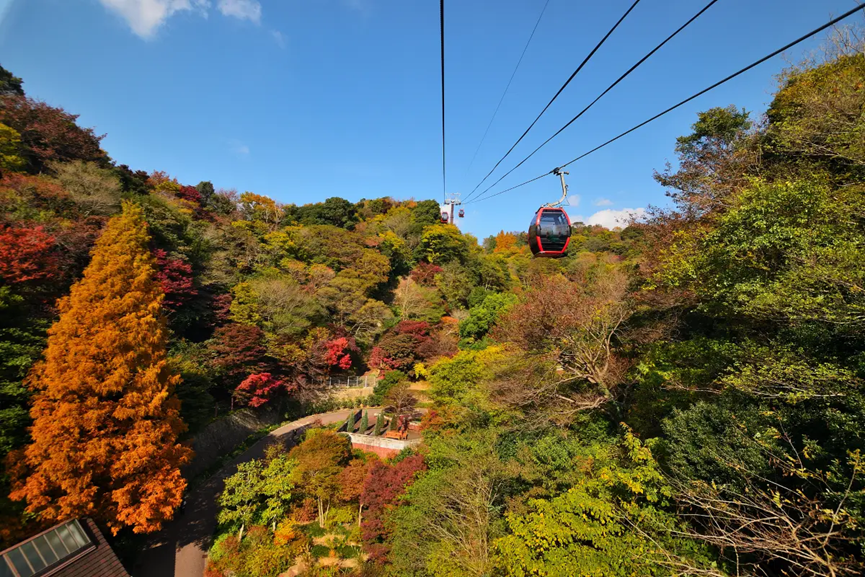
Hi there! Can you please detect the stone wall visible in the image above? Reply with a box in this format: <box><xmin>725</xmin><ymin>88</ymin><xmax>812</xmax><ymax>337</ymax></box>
<box><xmin>182</xmin><ymin>407</ymin><xmax>283</xmax><ymax>479</ymax></box>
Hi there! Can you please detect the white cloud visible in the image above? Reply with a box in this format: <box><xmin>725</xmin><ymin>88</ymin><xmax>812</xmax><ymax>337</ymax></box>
<box><xmin>271</xmin><ymin>30</ymin><xmax>286</xmax><ymax>49</ymax></box>
<box><xmin>572</xmin><ymin>208</ymin><xmax>646</xmax><ymax>229</ymax></box>
<box><xmin>98</xmin><ymin>0</ymin><xmax>209</xmax><ymax>38</ymax></box>
<box><xmin>97</xmin><ymin>0</ymin><xmax>261</xmax><ymax>38</ymax></box>
<box><xmin>594</xmin><ymin>197</ymin><xmax>613</xmax><ymax>207</ymax></box>
<box><xmin>217</xmin><ymin>0</ymin><xmax>261</xmax><ymax>23</ymax></box>
<box><xmin>235</xmin><ymin>143</ymin><xmax>250</xmax><ymax>156</ymax></box>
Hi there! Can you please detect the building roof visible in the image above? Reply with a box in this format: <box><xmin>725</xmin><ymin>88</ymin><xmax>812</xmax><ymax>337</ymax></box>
<box><xmin>0</xmin><ymin>518</ymin><xmax>129</xmax><ymax>577</ymax></box>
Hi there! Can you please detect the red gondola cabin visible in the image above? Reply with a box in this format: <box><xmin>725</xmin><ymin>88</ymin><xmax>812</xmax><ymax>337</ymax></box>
<box><xmin>528</xmin><ymin>207</ymin><xmax>571</xmax><ymax>258</ymax></box>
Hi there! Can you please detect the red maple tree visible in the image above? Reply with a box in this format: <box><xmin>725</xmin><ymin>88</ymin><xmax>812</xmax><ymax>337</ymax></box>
<box><xmin>409</xmin><ymin>262</ymin><xmax>442</xmax><ymax>286</ymax></box>
<box><xmin>233</xmin><ymin>373</ymin><xmax>293</xmax><ymax>408</ymax></box>
<box><xmin>324</xmin><ymin>337</ymin><xmax>353</xmax><ymax>370</ymax></box>
<box><xmin>176</xmin><ymin>185</ymin><xmax>202</xmax><ymax>204</ymax></box>
<box><xmin>0</xmin><ymin>225</ymin><xmax>58</xmax><ymax>284</ymax></box>
<box><xmin>153</xmin><ymin>249</ymin><xmax>197</xmax><ymax>309</ymax></box>
<box><xmin>361</xmin><ymin>454</ymin><xmax>425</xmax><ymax>554</ymax></box>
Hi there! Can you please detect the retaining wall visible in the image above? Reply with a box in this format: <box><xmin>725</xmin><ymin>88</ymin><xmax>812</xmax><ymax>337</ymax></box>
<box><xmin>345</xmin><ymin>432</ymin><xmax>421</xmax><ymax>459</ymax></box>
<box><xmin>182</xmin><ymin>407</ymin><xmax>283</xmax><ymax>479</ymax></box>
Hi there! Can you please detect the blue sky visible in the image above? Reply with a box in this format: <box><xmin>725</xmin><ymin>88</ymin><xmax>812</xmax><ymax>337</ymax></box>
<box><xmin>0</xmin><ymin>0</ymin><xmax>860</xmax><ymax>239</ymax></box>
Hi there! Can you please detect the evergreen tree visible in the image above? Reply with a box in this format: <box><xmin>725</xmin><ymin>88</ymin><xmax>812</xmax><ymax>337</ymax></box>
<box><xmin>346</xmin><ymin>410</ymin><xmax>356</xmax><ymax>433</ymax></box>
<box><xmin>8</xmin><ymin>202</ymin><xmax>192</xmax><ymax>535</ymax></box>
<box><xmin>360</xmin><ymin>410</ymin><xmax>368</xmax><ymax>434</ymax></box>
<box><xmin>374</xmin><ymin>412</ymin><xmax>385</xmax><ymax>436</ymax></box>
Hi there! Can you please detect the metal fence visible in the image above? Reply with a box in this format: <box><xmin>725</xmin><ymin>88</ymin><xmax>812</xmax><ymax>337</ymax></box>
<box><xmin>318</xmin><ymin>375</ymin><xmax>370</xmax><ymax>389</ymax></box>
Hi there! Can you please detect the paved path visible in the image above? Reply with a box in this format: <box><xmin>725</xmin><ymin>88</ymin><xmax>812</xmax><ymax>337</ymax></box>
<box><xmin>133</xmin><ymin>409</ymin><xmax>364</xmax><ymax>577</ymax></box>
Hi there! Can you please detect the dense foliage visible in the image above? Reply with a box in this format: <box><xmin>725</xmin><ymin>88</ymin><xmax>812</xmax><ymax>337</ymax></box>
<box><xmin>4</xmin><ymin>30</ymin><xmax>865</xmax><ymax>577</ymax></box>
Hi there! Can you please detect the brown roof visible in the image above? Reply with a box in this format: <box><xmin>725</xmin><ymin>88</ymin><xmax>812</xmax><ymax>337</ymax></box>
<box><xmin>52</xmin><ymin>518</ymin><xmax>128</xmax><ymax>577</ymax></box>
<box><xmin>0</xmin><ymin>518</ymin><xmax>128</xmax><ymax>577</ymax></box>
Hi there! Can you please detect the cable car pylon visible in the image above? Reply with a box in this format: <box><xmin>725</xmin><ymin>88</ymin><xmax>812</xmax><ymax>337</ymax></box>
<box><xmin>441</xmin><ymin>193</ymin><xmax>463</xmax><ymax>224</ymax></box>
<box><xmin>528</xmin><ymin>168</ymin><xmax>572</xmax><ymax>258</ymax></box>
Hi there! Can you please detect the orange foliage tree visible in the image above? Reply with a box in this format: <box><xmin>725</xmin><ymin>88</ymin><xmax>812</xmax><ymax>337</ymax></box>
<box><xmin>8</xmin><ymin>202</ymin><xmax>192</xmax><ymax>534</ymax></box>
<box><xmin>493</xmin><ymin>231</ymin><xmax>518</xmax><ymax>254</ymax></box>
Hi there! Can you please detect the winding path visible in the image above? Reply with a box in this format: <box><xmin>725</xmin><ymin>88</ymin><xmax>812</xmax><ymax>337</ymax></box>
<box><xmin>133</xmin><ymin>409</ymin><xmax>363</xmax><ymax>577</ymax></box>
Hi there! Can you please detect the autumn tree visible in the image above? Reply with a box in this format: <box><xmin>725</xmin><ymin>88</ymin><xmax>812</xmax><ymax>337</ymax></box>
<box><xmin>410</xmin><ymin>262</ymin><xmax>443</xmax><ymax>286</ymax></box>
<box><xmin>237</xmin><ymin>192</ymin><xmax>283</xmax><ymax>232</ymax></box>
<box><xmin>233</xmin><ymin>373</ymin><xmax>294</xmax><ymax>408</ymax></box>
<box><xmin>339</xmin><ymin>457</ymin><xmax>373</xmax><ymax>526</ymax></box>
<box><xmin>7</xmin><ymin>202</ymin><xmax>192</xmax><ymax>534</ymax></box>
<box><xmin>0</xmin><ymin>123</ymin><xmax>25</xmax><ymax>173</ymax></box>
<box><xmin>492</xmin><ymin>231</ymin><xmax>519</xmax><ymax>254</ymax></box>
<box><xmin>209</xmin><ymin>323</ymin><xmax>268</xmax><ymax>385</ymax></box>
<box><xmin>361</xmin><ymin>454</ymin><xmax>426</xmax><ymax>557</ymax></box>
<box><xmin>383</xmin><ymin>382</ymin><xmax>418</xmax><ymax>422</ymax></box>
<box><xmin>49</xmin><ymin>160</ymin><xmax>122</xmax><ymax>216</ymax></box>
<box><xmin>418</xmin><ymin>224</ymin><xmax>469</xmax><ymax>264</ymax></box>
<box><xmin>0</xmin><ymin>225</ymin><xmax>59</xmax><ymax>285</ymax></box>
<box><xmin>153</xmin><ymin>249</ymin><xmax>197</xmax><ymax>311</ymax></box>
<box><xmin>289</xmin><ymin>429</ymin><xmax>352</xmax><ymax>527</ymax></box>
<box><xmin>393</xmin><ymin>276</ymin><xmax>444</xmax><ymax>322</ymax></box>
<box><xmin>493</xmin><ymin>265</ymin><xmax>632</xmax><ymax>424</ymax></box>
<box><xmin>0</xmin><ymin>96</ymin><xmax>107</xmax><ymax>173</ymax></box>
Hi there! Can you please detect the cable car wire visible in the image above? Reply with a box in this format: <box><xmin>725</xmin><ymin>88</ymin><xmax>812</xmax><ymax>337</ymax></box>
<box><xmin>466</xmin><ymin>3</ymin><xmax>865</xmax><ymax>206</ymax></box>
<box><xmin>464</xmin><ymin>0</ymin><xmax>642</xmax><ymax>201</ymax></box>
<box><xmin>468</xmin><ymin>0</ymin><xmax>720</xmax><ymax>203</ymax></box>
<box><xmin>463</xmin><ymin>0</ymin><xmax>552</xmax><ymax>179</ymax></box>
<box><xmin>440</xmin><ymin>0</ymin><xmax>447</xmax><ymax>200</ymax></box>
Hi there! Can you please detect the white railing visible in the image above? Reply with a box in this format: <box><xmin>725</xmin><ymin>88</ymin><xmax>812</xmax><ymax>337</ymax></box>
<box><xmin>318</xmin><ymin>375</ymin><xmax>370</xmax><ymax>389</ymax></box>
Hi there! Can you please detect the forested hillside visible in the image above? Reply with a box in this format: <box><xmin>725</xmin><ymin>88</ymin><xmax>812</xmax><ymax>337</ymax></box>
<box><xmin>2</xmin><ymin>30</ymin><xmax>865</xmax><ymax>577</ymax></box>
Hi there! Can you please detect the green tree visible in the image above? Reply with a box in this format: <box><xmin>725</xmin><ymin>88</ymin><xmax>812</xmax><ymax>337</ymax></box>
<box><xmin>388</xmin><ymin>430</ymin><xmax>515</xmax><ymax>577</ymax></box>
<box><xmin>372</xmin><ymin>370</ymin><xmax>408</xmax><ymax>405</ymax></box>
<box><xmin>218</xmin><ymin>459</ymin><xmax>266</xmax><ymax>539</ymax></box>
<box><xmin>768</xmin><ymin>52</ymin><xmax>865</xmax><ymax>171</ymax></box>
<box><xmin>411</xmin><ymin>200</ymin><xmax>442</xmax><ymax>227</ymax></box>
<box><xmin>374</xmin><ymin>411</ymin><xmax>385</xmax><ymax>436</ymax></box>
<box><xmin>217</xmin><ymin>447</ymin><xmax>297</xmax><ymax>537</ymax></box>
<box><xmin>654</xmin><ymin>104</ymin><xmax>754</xmax><ymax>214</ymax></box>
<box><xmin>418</xmin><ymin>224</ymin><xmax>469</xmax><ymax>265</ymax></box>
<box><xmin>494</xmin><ymin>430</ymin><xmax>712</xmax><ymax>577</ymax></box>
<box><xmin>0</xmin><ymin>65</ymin><xmax>24</xmax><ymax>96</ymax></box>
<box><xmin>297</xmin><ymin>197</ymin><xmax>358</xmax><ymax>228</ymax></box>
<box><xmin>434</xmin><ymin>261</ymin><xmax>476</xmax><ymax>309</ymax></box>
<box><xmin>459</xmin><ymin>293</ymin><xmax>518</xmax><ymax>341</ymax></box>
<box><xmin>360</xmin><ymin>410</ymin><xmax>369</xmax><ymax>434</ymax></box>
<box><xmin>196</xmin><ymin>180</ymin><xmax>215</xmax><ymax>205</ymax></box>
